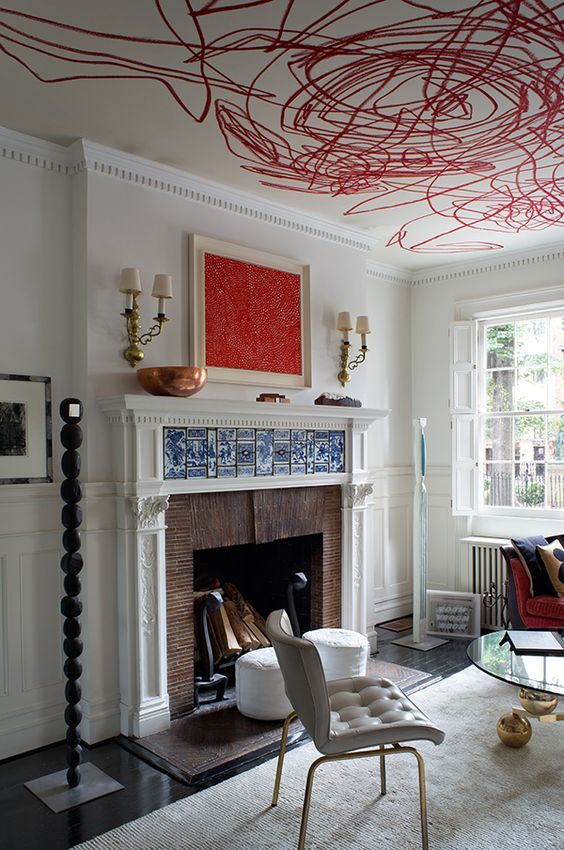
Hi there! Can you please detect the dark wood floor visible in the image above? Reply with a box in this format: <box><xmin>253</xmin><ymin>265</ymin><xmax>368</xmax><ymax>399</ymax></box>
<box><xmin>0</xmin><ymin>627</ymin><xmax>471</xmax><ymax>850</ymax></box>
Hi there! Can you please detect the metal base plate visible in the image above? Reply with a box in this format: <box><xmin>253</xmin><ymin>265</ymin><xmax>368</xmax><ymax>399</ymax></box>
<box><xmin>24</xmin><ymin>762</ymin><xmax>124</xmax><ymax>813</ymax></box>
<box><xmin>392</xmin><ymin>633</ymin><xmax>449</xmax><ymax>652</ymax></box>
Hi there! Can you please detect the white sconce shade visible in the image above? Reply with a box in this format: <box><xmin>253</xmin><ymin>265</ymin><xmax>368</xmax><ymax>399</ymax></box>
<box><xmin>355</xmin><ymin>315</ymin><xmax>371</xmax><ymax>334</ymax></box>
<box><xmin>119</xmin><ymin>268</ymin><xmax>142</xmax><ymax>294</ymax></box>
<box><xmin>151</xmin><ymin>274</ymin><xmax>173</xmax><ymax>299</ymax></box>
<box><xmin>337</xmin><ymin>311</ymin><xmax>353</xmax><ymax>332</ymax></box>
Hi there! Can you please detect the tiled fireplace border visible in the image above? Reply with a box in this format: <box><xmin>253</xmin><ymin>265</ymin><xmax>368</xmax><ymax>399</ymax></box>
<box><xmin>100</xmin><ymin>396</ymin><xmax>388</xmax><ymax>738</ymax></box>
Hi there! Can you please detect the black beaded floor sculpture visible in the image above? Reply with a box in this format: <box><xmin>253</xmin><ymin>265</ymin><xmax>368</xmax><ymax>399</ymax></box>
<box><xmin>25</xmin><ymin>399</ymin><xmax>123</xmax><ymax>812</ymax></box>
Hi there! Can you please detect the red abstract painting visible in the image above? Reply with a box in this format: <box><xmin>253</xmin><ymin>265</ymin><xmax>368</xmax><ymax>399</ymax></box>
<box><xmin>1</xmin><ymin>1</ymin><xmax>561</xmax><ymax>254</ymax></box>
<box><xmin>204</xmin><ymin>253</ymin><xmax>302</xmax><ymax>374</ymax></box>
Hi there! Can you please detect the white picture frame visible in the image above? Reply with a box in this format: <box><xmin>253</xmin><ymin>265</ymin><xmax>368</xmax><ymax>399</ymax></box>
<box><xmin>427</xmin><ymin>590</ymin><xmax>481</xmax><ymax>639</ymax></box>
<box><xmin>0</xmin><ymin>374</ymin><xmax>52</xmax><ymax>484</ymax></box>
<box><xmin>189</xmin><ymin>234</ymin><xmax>311</xmax><ymax>388</ymax></box>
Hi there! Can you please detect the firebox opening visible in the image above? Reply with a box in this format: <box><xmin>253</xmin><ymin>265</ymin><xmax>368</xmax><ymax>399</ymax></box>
<box><xmin>193</xmin><ymin>533</ymin><xmax>320</xmax><ymax>637</ymax></box>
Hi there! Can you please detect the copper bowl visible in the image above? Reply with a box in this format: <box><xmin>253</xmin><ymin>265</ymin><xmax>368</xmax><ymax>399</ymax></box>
<box><xmin>137</xmin><ymin>366</ymin><xmax>207</xmax><ymax>397</ymax></box>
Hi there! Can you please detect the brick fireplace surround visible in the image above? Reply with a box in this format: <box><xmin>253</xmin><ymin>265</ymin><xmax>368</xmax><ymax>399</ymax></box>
<box><xmin>101</xmin><ymin>396</ymin><xmax>388</xmax><ymax>738</ymax></box>
<box><xmin>166</xmin><ymin>486</ymin><xmax>341</xmax><ymax>718</ymax></box>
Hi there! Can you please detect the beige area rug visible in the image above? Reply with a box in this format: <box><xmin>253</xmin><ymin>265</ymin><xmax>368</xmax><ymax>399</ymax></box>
<box><xmin>73</xmin><ymin>666</ymin><xmax>561</xmax><ymax>850</ymax></box>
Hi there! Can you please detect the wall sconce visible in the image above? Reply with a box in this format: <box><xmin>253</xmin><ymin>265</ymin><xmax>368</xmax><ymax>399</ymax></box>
<box><xmin>337</xmin><ymin>312</ymin><xmax>371</xmax><ymax>386</ymax></box>
<box><xmin>119</xmin><ymin>268</ymin><xmax>173</xmax><ymax>368</ymax></box>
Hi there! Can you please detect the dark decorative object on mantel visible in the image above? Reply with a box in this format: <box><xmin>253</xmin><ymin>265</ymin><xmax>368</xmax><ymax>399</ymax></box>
<box><xmin>24</xmin><ymin>399</ymin><xmax>124</xmax><ymax>812</ymax></box>
<box><xmin>314</xmin><ymin>392</ymin><xmax>361</xmax><ymax>407</ymax></box>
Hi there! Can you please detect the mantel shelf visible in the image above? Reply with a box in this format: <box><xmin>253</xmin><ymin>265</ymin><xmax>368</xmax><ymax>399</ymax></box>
<box><xmin>99</xmin><ymin>395</ymin><xmax>390</xmax><ymax>429</ymax></box>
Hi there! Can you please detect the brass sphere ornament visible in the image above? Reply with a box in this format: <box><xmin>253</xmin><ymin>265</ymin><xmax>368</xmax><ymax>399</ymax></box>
<box><xmin>518</xmin><ymin>687</ymin><xmax>558</xmax><ymax>716</ymax></box>
<box><xmin>497</xmin><ymin>712</ymin><xmax>532</xmax><ymax>747</ymax></box>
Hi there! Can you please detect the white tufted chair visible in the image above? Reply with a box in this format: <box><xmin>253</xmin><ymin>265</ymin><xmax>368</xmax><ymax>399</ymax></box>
<box><xmin>266</xmin><ymin>609</ymin><xmax>445</xmax><ymax>850</ymax></box>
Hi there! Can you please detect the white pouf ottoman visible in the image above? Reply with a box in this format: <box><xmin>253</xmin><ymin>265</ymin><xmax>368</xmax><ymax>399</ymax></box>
<box><xmin>302</xmin><ymin>628</ymin><xmax>369</xmax><ymax>680</ymax></box>
<box><xmin>235</xmin><ymin>647</ymin><xmax>293</xmax><ymax>721</ymax></box>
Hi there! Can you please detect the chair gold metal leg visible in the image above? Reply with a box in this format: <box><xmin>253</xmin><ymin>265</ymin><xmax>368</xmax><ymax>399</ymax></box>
<box><xmin>298</xmin><ymin>755</ymin><xmax>326</xmax><ymax>850</ymax></box>
<box><xmin>411</xmin><ymin>748</ymin><xmax>429</xmax><ymax>850</ymax></box>
<box><xmin>379</xmin><ymin>745</ymin><xmax>387</xmax><ymax>796</ymax></box>
<box><xmin>271</xmin><ymin>711</ymin><xmax>297</xmax><ymax>807</ymax></box>
<box><xmin>292</xmin><ymin>744</ymin><xmax>429</xmax><ymax>850</ymax></box>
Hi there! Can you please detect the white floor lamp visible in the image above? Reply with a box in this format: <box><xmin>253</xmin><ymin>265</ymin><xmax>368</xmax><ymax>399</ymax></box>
<box><xmin>393</xmin><ymin>418</ymin><xmax>447</xmax><ymax>651</ymax></box>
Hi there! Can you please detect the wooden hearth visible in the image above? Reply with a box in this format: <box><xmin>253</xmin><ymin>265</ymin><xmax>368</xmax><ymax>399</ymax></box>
<box><xmin>166</xmin><ymin>485</ymin><xmax>341</xmax><ymax>717</ymax></box>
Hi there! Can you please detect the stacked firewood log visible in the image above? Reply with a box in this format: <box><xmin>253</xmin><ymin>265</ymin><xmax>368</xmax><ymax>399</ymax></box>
<box><xmin>194</xmin><ymin>581</ymin><xmax>270</xmax><ymax>665</ymax></box>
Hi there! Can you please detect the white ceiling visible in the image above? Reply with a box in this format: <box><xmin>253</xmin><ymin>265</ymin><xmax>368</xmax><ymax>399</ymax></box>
<box><xmin>0</xmin><ymin>1</ymin><xmax>562</xmax><ymax>270</ymax></box>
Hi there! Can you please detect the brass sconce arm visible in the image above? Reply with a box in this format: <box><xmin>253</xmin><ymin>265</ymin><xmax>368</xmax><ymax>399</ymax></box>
<box><xmin>119</xmin><ymin>270</ymin><xmax>173</xmax><ymax>368</ymax></box>
<box><xmin>336</xmin><ymin>313</ymin><xmax>371</xmax><ymax>386</ymax></box>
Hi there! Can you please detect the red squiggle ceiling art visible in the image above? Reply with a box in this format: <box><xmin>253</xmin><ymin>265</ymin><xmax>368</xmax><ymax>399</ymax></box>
<box><xmin>1</xmin><ymin>1</ymin><xmax>562</xmax><ymax>254</ymax></box>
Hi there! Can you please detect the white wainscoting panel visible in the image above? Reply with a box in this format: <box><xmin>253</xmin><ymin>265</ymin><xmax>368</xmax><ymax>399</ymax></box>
<box><xmin>20</xmin><ymin>549</ymin><xmax>63</xmax><ymax>693</ymax></box>
<box><xmin>367</xmin><ymin>468</ymin><xmax>413</xmax><ymax>629</ymax></box>
<box><xmin>0</xmin><ymin>556</ymin><xmax>7</xmax><ymax>697</ymax></box>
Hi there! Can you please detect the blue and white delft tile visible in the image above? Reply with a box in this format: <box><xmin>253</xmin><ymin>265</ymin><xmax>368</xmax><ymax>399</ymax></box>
<box><xmin>315</xmin><ymin>463</ymin><xmax>329</xmax><ymax>474</ymax></box>
<box><xmin>329</xmin><ymin>431</ymin><xmax>345</xmax><ymax>473</ymax></box>
<box><xmin>274</xmin><ymin>441</ymin><xmax>291</xmax><ymax>464</ymax></box>
<box><xmin>256</xmin><ymin>429</ymin><xmax>274</xmax><ymax>475</ymax></box>
<box><xmin>306</xmin><ymin>431</ymin><xmax>315</xmax><ymax>474</ymax></box>
<box><xmin>238</xmin><ymin>465</ymin><xmax>255</xmax><ymax>477</ymax></box>
<box><xmin>292</xmin><ymin>463</ymin><xmax>306</xmax><ymax>475</ymax></box>
<box><xmin>187</xmin><ymin>438</ymin><xmax>206</xmax><ymax>468</ymax></box>
<box><xmin>314</xmin><ymin>431</ymin><xmax>329</xmax><ymax>464</ymax></box>
<box><xmin>207</xmin><ymin>429</ymin><xmax>217</xmax><ymax>477</ymax></box>
<box><xmin>188</xmin><ymin>467</ymin><xmax>207</xmax><ymax>478</ymax></box>
<box><xmin>164</xmin><ymin>428</ymin><xmax>187</xmax><ymax>479</ymax></box>
<box><xmin>292</xmin><ymin>429</ymin><xmax>306</xmax><ymax>442</ymax></box>
<box><xmin>188</xmin><ymin>428</ymin><xmax>206</xmax><ymax>439</ymax></box>
<box><xmin>291</xmin><ymin>440</ymin><xmax>306</xmax><ymax>466</ymax></box>
<box><xmin>237</xmin><ymin>441</ymin><xmax>255</xmax><ymax>466</ymax></box>
<box><xmin>274</xmin><ymin>429</ymin><xmax>290</xmax><ymax>441</ymax></box>
<box><xmin>218</xmin><ymin>439</ymin><xmax>236</xmax><ymax>467</ymax></box>
<box><xmin>274</xmin><ymin>464</ymin><xmax>290</xmax><ymax>476</ymax></box>
<box><xmin>237</xmin><ymin>428</ymin><xmax>255</xmax><ymax>441</ymax></box>
<box><xmin>218</xmin><ymin>466</ymin><xmax>237</xmax><ymax>479</ymax></box>
<box><xmin>218</xmin><ymin>428</ymin><xmax>237</xmax><ymax>442</ymax></box>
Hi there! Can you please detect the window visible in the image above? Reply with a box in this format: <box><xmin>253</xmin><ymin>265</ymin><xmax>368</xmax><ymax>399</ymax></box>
<box><xmin>451</xmin><ymin>308</ymin><xmax>564</xmax><ymax>515</ymax></box>
<box><xmin>480</xmin><ymin>314</ymin><xmax>564</xmax><ymax>511</ymax></box>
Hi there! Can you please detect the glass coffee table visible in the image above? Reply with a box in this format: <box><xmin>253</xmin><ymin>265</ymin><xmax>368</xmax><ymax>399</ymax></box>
<box><xmin>467</xmin><ymin>631</ymin><xmax>564</xmax><ymax>747</ymax></box>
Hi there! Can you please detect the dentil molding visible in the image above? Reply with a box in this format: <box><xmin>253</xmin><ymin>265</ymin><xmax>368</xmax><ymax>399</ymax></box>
<box><xmin>3</xmin><ymin>125</ymin><xmax>561</xmax><ymax>280</ymax></box>
<box><xmin>0</xmin><ymin>126</ymin><xmax>379</xmax><ymax>252</ymax></box>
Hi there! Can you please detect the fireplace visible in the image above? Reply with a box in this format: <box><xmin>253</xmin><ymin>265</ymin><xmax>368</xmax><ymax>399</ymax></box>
<box><xmin>100</xmin><ymin>395</ymin><xmax>388</xmax><ymax>738</ymax></box>
<box><xmin>166</xmin><ymin>486</ymin><xmax>341</xmax><ymax>718</ymax></box>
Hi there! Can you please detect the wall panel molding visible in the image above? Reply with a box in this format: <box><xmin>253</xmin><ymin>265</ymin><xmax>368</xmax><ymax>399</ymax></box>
<box><xmin>0</xmin><ymin>556</ymin><xmax>7</xmax><ymax>697</ymax></box>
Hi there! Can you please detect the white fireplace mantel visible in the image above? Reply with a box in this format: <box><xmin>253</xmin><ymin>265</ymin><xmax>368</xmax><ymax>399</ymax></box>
<box><xmin>100</xmin><ymin>395</ymin><xmax>389</xmax><ymax>738</ymax></box>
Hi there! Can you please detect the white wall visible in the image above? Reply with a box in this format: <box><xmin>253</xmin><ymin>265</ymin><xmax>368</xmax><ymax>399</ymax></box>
<box><xmin>0</xmin><ymin>156</ymin><xmax>73</xmax><ymax>757</ymax></box>
<box><xmin>0</xmin><ymin>139</ymin><xmax>385</xmax><ymax>757</ymax></box>
<box><xmin>411</xmin><ymin>252</ymin><xmax>564</xmax><ymax>588</ymax></box>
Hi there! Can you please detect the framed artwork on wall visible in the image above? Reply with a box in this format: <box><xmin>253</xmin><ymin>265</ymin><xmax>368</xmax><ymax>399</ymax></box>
<box><xmin>189</xmin><ymin>235</ymin><xmax>311</xmax><ymax>388</ymax></box>
<box><xmin>426</xmin><ymin>590</ymin><xmax>481</xmax><ymax>639</ymax></box>
<box><xmin>0</xmin><ymin>374</ymin><xmax>52</xmax><ymax>484</ymax></box>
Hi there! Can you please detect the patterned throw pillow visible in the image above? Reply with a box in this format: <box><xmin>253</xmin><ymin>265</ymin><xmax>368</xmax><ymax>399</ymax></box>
<box><xmin>536</xmin><ymin>541</ymin><xmax>564</xmax><ymax>597</ymax></box>
<box><xmin>510</xmin><ymin>536</ymin><xmax>555</xmax><ymax>597</ymax></box>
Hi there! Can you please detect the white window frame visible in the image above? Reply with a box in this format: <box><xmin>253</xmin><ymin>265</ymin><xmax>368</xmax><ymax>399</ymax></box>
<box><xmin>451</xmin><ymin>284</ymin><xmax>564</xmax><ymax>518</ymax></box>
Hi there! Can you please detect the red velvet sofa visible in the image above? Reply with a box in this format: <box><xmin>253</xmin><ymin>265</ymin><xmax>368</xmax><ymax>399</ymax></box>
<box><xmin>500</xmin><ymin>537</ymin><xmax>564</xmax><ymax>629</ymax></box>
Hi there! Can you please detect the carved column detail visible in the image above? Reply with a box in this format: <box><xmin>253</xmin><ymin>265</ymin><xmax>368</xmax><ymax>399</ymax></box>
<box><xmin>341</xmin><ymin>483</ymin><xmax>373</xmax><ymax>635</ymax></box>
<box><xmin>129</xmin><ymin>495</ymin><xmax>169</xmax><ymax>529</ymax></box>
<box><xmin>139</xmin><ymin>536</ymin><xmax>157</xmax><ymax>638</ymax></box>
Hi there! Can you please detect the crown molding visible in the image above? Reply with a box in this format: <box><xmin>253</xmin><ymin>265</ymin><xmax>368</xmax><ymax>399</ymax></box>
<box><xmin>410</xmin><ymin>241</ymin><xmax>564</xmax><ymax>287</ymax></box>
<box><xmin>0</xmin><ymin>126</ymin><xmax>380</xmax><ymax>251</ymax></box>
<box><xmin>366</xmin><ymin>261</ymin><xmax>413</xmax><ymax>288</ymax></box>
<box><xmin>0</xmin><ymin>126</ymin><xmax>73</xmax><ymax>173</ymax></box>
<box><xmin>2</xmin><ymin>126</ymin><xmax>562</xmax><ymax>273</ymax></box>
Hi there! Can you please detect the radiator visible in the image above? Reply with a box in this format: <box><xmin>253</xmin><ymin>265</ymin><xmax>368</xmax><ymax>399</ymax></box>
<box><xmin>461</xmin><ymin>537</ymin><xmax>509</xmax><ymax>630</ymax></box>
